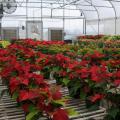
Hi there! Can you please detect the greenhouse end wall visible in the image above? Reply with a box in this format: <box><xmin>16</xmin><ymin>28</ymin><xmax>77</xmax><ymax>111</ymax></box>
<box><xmin>86</xmin><ymin>18</ymin><xmax>120</xmax><ymax>35</ymax></box>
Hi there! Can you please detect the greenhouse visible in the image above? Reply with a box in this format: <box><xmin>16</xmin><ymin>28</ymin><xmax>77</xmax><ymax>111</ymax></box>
<box><xmin>0</xmin><ymin>0</ymin><xmax>120</xmax><ymax>120</ymax></box>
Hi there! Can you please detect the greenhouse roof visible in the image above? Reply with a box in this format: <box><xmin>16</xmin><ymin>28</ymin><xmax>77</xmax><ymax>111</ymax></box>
<box><xmin>1</xmin><ymin>0</ymin><xmax>120</xmax><ymax>21</ymax></box>
<box><xmin>1</xmin><ymin>0</ymin><xmax>120</xmax><ymax>35</ymax></box>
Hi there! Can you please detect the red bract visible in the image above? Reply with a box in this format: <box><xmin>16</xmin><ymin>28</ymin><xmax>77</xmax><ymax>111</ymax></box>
<box><xmin>44</xmin><ymin>103</ymin><xmax>54</xmax><ymax>113</ymax></box>
<box><xmin>0</xmin><ymin>67</ymin><xmax>13</xmax><ymax>77</ymax></box>
<box><xmin>107</xmin><ymin>60</ymin><xmax>120</xmax><ymax>66</ymax></box>
<box><xmin>14</xmin><ymin>62</ymin><xmax>22</xmax><ymax>71</ymax></box>
<box><xmin>26</xmin><ymin>50</ymin><xmax>35</xmax><ymax>58</ymax></box>
<box><xmin>69</xmin><ymin>73</ymin><xmax>77</xmax><ymax>79</ymax></box>
<box><xmin>28</xmin><ymin>90</ymin><xmax>40</xmax><ymax>100</ymax></box>
<box><xmin>19</xmin><ymin>90</ymin><xmax>29</xmax><ymax>102</ymax></box>
<box><xmin>90</xmin><ymin>94</ymin><xmax>104</xmax><ymax>103</ymax></box>
<box><xmin>19</xmin><ymin>76</ymin><xmax>29</xmax><ymax>86</ymax></box>
<box><xmin>90</xmin><ymin>66</ymin><xmax>101</xmax><ymax>82</ymax></box>
<box><xmin>76</xmin><ymin>67</ymin><xmax>89</xmax><ymax>79</ymax></box>
<box><xmin>19</xmin><ymin>90</ymin><xmax>40</xmax><ymax>102</ymax></box>
<box><xmin>9</xmin><ymin>77</ymin><xmax>20</xmax><ymax>93</ymax></box>
<box><xmin>53</xmin><ymin>109</ymin><xmax>69</xmax><ymax>120</ymax></box>
<box><xmin>79</xmin><ymin>60</ymin><xmax>89</xmax><ymax>66</ymax></box>
<box><xmin>22</xmin><ymin>103</ymin><xmax>30</xmax><ymax>113</ymax></box>
<box><xmin>114</xmin><ymin>79</ymin><xmax>120</xmax><ymax>86</ymax></box>
<box><xmin>32</xmin><ymin>73</ymin><xmax>45</xmax><ymax>85</ymax></box>
<box><xmin>52</xmin><ymin>90</ymin><xmax>62</xmax><ymax>100</ymax></box>
<box><xmin>59</xmin><ymin>70</ymin><xmax>67</xmax><ymax>77</ymax></box>
<box><xmin>22</xmin><ymin>39</ymin><xmax>40</xmax><ymax>46</ymax></box>
<box><xmin>116</xmin><ymin>71</ymin><xmax>120</xmax><ymax>78</ymax></box>
<box><xmin>68</xmin><ymin>61</ymin><xmax>79</xmax><ymax>70</ymax></box>
<box><xmin>56</xmin><ymin>54</ymin><xmax>70</xmax><ymax>63</ymax></box>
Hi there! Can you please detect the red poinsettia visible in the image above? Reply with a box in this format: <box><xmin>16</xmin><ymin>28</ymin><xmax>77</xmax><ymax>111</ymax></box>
<box><xmin>90</xmin><ymin>94</ymin><xmax>104</xmax><ymax>103</ymax></box>
<box><xmin>90</xmin><ymin>65</ymin><xmax>101</xmax><ymax>82</ymax></box>
<box><xmin>115</xmin><ymin>71</ymin><xmax>120</xmax><ymax>78</ymax></box>
<box><xmin>114</xmin><ymin>79</ymin><xmax>120</xmax><ymax>86</ymax></box>
<box><xmin>9</xmin><ymin>77</ymin><xmax>20</xmax><ymax>93</ymax></box>
<box><xmin>19</xmin><ymin>90</ymin><xmax>40</xmax><ymax>102</ymax></box>
<box><xmin>22</xmin><ymin>103</ymin><xmax>30</xmax><ymax>113</ymax></box>
<box><xmin>52</xmin><ymin>90</ymin><xmax>62</xmax><ymax>100</ymax></box>
<box><xmin>53</xmin><ymin>109</ymin><xmax>69</xmax><ymax>120</ymax></box>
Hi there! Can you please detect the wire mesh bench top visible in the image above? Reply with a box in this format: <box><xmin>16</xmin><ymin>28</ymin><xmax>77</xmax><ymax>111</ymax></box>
<box><xmin>0</xmin><ymin>83</ymin><xmax>106</xmax><ymax>120</ymax></box>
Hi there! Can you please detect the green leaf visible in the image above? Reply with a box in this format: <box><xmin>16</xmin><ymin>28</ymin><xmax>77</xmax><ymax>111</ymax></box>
<box><xmin>80</xmin><ymin>90</ymin><xmax>86</xmax><ymax>100</ymax></box>
<box><xmin>95</xmin><ymin>82</ymin><xmax>105</xmax><ymax>88</ymax></box>
<box><xmin>52</xmin><ymin>99</ymin><xmax>65</xmax><ymax>108</ymax></box>
<box><xmin>53</xmin><ymin>99</ymin><xmax>66</xmax><ymax>106</ymax></box>
<box><xmin>63</xmin><ymin>96</ymin><xmax>71</xmax><ymax>99</ymax></box>
<box><xmin>52</xmin><ymin>67</ymin><xmax>60</xmax><ymax>72</ymax></box>
<box><xmin>12</xmin><ymin>91</ymin><xmax>18</xmax><ymax>100</ymax></box>
<box><xmin>107</xmin><ymin>107</ymin><xmax>119</xmax><ymax>119</ymax></box>
<box><xmin>107</xmin><ymin>88</ymin><xmax>117</xmax><ymax>94</ymax></box>
<box><xmin>1</xmin><ymin>41</ymin><xmax>10</xmax><ymax>48</ymax></box>
<box><xmin>28</xmin><ymin>105</ymin><xmax>37</xmax><ymax>112</ymax></box>
<box><xmin>87</xmin><ymin>103</ymin><xmax>99</xmax><ymax>111</ymax></box>
<box><xmin>65</xmin><ymin>108</ymin><xmax>78</xmax><ymax>116</ymax></box>
<box><xmin>67</xmin><ymin>68</ymin><xmax>70</xmax><ymax>72</ymax></box>
<box><xmin>26</xmin><ymin>111</ymin><xmax>39</xmax><ymax>120</ymax></box>
<box><xmin>63</xmin><ymin>78</ymin><xmax>70</xmax><ymax>86</ymax></box>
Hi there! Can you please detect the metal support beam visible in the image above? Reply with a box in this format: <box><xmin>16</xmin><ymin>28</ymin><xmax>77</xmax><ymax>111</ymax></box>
<box><xmin>56</xmin><ymin>0</ymin><xmax>81</xmax><ymax>8</ymax></box>
<box><xmin>63</xmin><ymin>0</ymin><xmax>65</xmax><ymax>40</ymax></box>
<box><xmin>26</xmin><ymin>0</ymin><xmax>28</xmax><ymax>38</ymax></box>
<box><xmin>77</xmin><ymin>8</ymin><xmax>86</xmax><ymax>35</ymax></box>
<box><xmin>41</xmin><ymin>0</ymin><xmax>43</xmax><ymax>40</ymax></box>
<box><xmin>85</xmin><ymin>0</ymin><xmax>100</xmax><ymax>35</ymax></box>
<box><xmin>109</xmin><ymin>1</ymin><xmax>117</xmax><ymax>34</ymax></box>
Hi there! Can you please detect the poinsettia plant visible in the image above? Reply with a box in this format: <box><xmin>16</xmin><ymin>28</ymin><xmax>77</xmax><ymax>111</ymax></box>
<box><xmin>0</xmin><ymin>39</ymin><xmax>120</xmax><ymax>120</ymax></box>
<box><xmin>0</xmin><ymin>43</ymin><xmax>73</xmax><ymax>120</ymax></box>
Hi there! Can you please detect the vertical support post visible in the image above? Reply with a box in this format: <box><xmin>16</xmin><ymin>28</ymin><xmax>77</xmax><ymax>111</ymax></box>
<box><xmin>115</xmin><ymin>17</ymin><xmax>117</xmax><ymax>35</ymax></box>
<box><xmin>0</xmin><ymin>3</ymin><xmax>3</xmax><ymax>40</ymax></box>
<box><xmin>98</xmin><ymin>19</ymin><xmax>100</xmax><ymax>35</ymax></box>
<box><xmin>41</xmin><ymin>0</ymin><xmax>43</xmax><ymax>40</ymax></box>
<box><xmin>94</xmin><ymin>7</ymin><xmax>100</xmax><ymax>35</ymax></box>
<box><xmin>50</xmin><ymin>3</ymin><xmax>53</xmax><ymax>18</ymax></box>
<box><xmin>63</xmin><ymin>0</ymin><xmax>65</xmax><ymax>41</ymax></box>
<box><xmin>84</xmin><ymin>19</ymin><xmax>87</xmax><ymax>35</ymax></box>
<box><xmin>84</xmin><ymin>0</ymin><xmax>100</xmax><ymax>35</ymax></box>
<box><xmin>83</xmin><ymin>19</ymin><xmax>87</xmax><ymax>35</ymax></box>
<box><xmin>109</xmin><ymin>1</ymin><xmax>117</xmax><ymax>35</ymax></box>
<box><xmin>26</xmin><ymin>0</ymin><xmax>28</xmax><ymax>38</ymax></box>
<box><xmin>0</xmin><ymin>22</ymin><xmax>1</xmax><ymax>40</ymax></box>
<box><xmin>83</xmin><ymin>19</ymin><xmax>85</xmax><ymax>34</ymax></box>
<box><xmin>78</xmin><ymin>9</ymin><xmax>86</xmax><ymax>35</ymax></box>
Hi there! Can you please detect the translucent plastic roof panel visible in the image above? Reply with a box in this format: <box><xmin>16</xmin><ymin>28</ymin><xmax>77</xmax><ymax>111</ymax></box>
<box><xmin>3</xmin><ymin>0</ymin><xmax>120</xmax><ymax>21</ymax></box>
<box><xmin>97</xmin><ymin>7</ymin><xmax>115</xmax><ymax>19</ymax></box>
<box><xmin>91</xmin><ymin>0</ymin><xmax>112</xmax><ymax>7</ymax></box>
<box><xmin>83</xmin><ymin>11</ymin><xmax>98</xmax><ymax>20</ymax></box>
<box><xmin>111</xmin><ymin>1</ymin><xmax>120</xmax><ymax>17</ymax></box>
<box><xmin>78</xmin><ymin>0</ymin><xmax>90</xmax><ymax>5</ymax></box>
<box><xmin>77</xmin><ymin>5</ymin><xmax>96</xmax><ymax>11</ymax></box>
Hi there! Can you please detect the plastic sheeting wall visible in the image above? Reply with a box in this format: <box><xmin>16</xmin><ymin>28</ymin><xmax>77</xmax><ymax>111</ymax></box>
<box><xmin>116</xmin><ymin>18</ymin><xmax>120</xmax><ymax>34</ymax></box>
<box><xmin>86</xmin><ymin>18</ymin><xmax>118</xmax><ymax>35</ymax></box>
<box><xmin>1</xmin><ymin>18</ymin><xmax>83</xmax><ymax>40</ymax></box>
<box><xmin>2</xmin><ymin>0</ymin><xmax>120</xmax><ymax>37</ymax></box>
